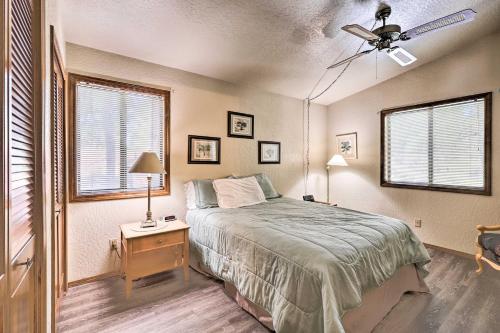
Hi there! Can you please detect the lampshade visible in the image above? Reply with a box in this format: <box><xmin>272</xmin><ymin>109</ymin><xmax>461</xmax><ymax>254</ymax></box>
<box><xmin>327</xmin><ymin>154</ymin><xmax>348</xmax><ymax>167</ymax></box>
<box><xmin>129</xmin><ymin>152</ymin><xmax>166</xmax><ymax>174</ymax></box>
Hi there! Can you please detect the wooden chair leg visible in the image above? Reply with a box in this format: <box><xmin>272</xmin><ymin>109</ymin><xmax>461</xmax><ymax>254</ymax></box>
<box><xmin>475</xmin><ymin>253</ymin><xmax>483</xmax><ymax>274</ymax></box>
<box><xmin>475</xmin><ymin>232</ymin><xmax>484</xmax><ymax>274</ymax></box>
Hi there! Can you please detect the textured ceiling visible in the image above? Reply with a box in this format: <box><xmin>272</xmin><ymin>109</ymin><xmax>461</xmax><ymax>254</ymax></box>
<box><xmin>61</xmin><ymin>0</ymin><xmax>500</xmax><ymax>105</ymax></box>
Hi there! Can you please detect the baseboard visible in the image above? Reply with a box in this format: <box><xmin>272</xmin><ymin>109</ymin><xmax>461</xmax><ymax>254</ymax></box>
<box><xmin>68</xmin><ymin>271</ymin><xmax>121</xmax><ymax>288</ymax></box>
<box><xmin>424</xmin><ymin>243</ymin><xmax>474</xmax><ymax>259</ymax></box>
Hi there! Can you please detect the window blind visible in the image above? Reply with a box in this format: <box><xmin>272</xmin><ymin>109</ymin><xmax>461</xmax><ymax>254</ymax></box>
<box><xmin>383</xmin><ymin>95</ymin><xmax>489</xmax><ymax>194</ymax></box>
<box><xmin>75</xmin><ymin>81</ymin><xmax>165</xmax><ymax>197</ymax></box>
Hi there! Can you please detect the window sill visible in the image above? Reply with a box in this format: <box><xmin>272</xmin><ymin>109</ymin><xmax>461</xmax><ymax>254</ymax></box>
<box><xmin>69</xmin><ymin>188</ymin><xmax>170</xmax><ymax>203</ymax></box>
<box><xmin>380</xmin><ymin>181</ymin><xmax>490</xmax><ymax>196</ymax></box>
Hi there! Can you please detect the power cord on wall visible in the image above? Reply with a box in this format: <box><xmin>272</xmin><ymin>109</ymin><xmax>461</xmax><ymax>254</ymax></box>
<box><xmin>303</xmin><ymin>98</ymin><xmax>311</xmax><ymax>194</ymax></box>
<box><xmin>307</xmin><ymin>20</ymin><xmax>376</xmax><ymax>103</ymax></box>
<box><xmin>113</xmin><ymin>247</ymin><xmax>121</xmax><ymax>259</ymax></box>
<box><xmin>302</xmin><ymin>20</ymin><xmax>376</xmax><ymax>195</ymax></box>
<box><xmin>111</xmin><ymin>240</ymin><xmax>121</xmax><ymax>259</ymax></box>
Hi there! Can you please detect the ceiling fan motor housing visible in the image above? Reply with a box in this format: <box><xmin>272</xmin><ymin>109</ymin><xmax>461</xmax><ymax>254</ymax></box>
<box><xmin>370</xmin><ymin>24</ymin><xmax>401</xmax><ymax>49</ymax></box>
<box><xmin>375</xmin><ymin>5</ymin><xmax>392</xmax><ymax>21</ymax></box>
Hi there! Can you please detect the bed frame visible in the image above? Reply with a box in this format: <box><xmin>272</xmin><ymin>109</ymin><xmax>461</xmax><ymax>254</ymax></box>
<box><xmin>191</xmin><ymin>258</ymin><xmax>429</xmax><ymax>333</ymax></box>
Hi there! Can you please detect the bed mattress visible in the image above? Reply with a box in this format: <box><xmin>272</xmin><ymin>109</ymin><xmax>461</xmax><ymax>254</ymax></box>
<box><xmin>187</xmin><ymin>197</ymin><xmax>430</xmax><ymax>333</ymax></box>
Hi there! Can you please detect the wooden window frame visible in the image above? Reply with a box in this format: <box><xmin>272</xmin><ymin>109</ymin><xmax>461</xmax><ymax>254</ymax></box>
<box><xmin>380</xmin><ymin>92</ymin><xmax>492</xmax><ymax>196</ymax></box>
<box><xmin>68</xmin><ymin>73</ymin><xmax>171</xmax><ymax>202</ymax></box>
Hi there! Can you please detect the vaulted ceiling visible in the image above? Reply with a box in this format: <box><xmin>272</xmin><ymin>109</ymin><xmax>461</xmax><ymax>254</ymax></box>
<box><xmin>61</xmin><ymin>0</ymin><xmax>500</xmax><ymax>105</ymax></box>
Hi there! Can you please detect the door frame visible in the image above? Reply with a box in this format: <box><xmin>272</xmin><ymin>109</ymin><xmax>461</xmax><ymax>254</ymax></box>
<box><xmin>33</xmin><ymin>0</ymin><xmax>48</xmax><ymax>332</ymax></box>
<box><xmin>49</xmin><ymin>24</ymin><xmax>67</xmax><ymax>331</ymax></box>
<box><xmin>1</xmin><ymin>0</ymin><xmax>8</xmax><ymax>329</ymax></box>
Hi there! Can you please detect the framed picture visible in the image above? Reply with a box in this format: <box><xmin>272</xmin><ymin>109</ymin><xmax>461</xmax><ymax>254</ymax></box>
<box><xmin>228</xmin><ymin>111</ymin><xmax>254</xmax><ymax>139</ymax></box>
<box><xmin>258</xmin><ymin>141</ymin><xmax>280</xmax><ymax>164</ymax></box>
<box><xmin>336</xmin><ymin>132</ymin><xmax>357</xmax><ymax>159</ymax></box>
<box><xmin>188</xmin><ymin>135</ymin><xmax>221</xmax><ymax>164</ymax></box>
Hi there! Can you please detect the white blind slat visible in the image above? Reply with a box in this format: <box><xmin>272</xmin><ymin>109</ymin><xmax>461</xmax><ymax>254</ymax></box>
<box><xmin>75</xmin><ymin>82</ymin><xmax>165</xmax><ymax>196</ymax></box>
<box><xmin>384</xmin><ymin>98</ymin><xmax>485</xmax><ymax>190</ymax></box>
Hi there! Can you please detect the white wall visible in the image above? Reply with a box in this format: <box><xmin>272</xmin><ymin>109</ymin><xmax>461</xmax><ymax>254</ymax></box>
<box><xmin>65</xmin><ymin>43</ymin><xmax>328</xmax><ymax>282</ymax></box>
<box><xmin>327</xmin><ymin>31</ymin><xmax>500</xmax><ymax>255</ymax></box>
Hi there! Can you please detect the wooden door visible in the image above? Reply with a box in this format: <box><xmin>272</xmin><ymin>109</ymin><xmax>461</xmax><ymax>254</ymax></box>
<box><xmin>3</xmin><ymin>0</ymin><xmax>42</xmax><ymax>332</ymax></box>
<box><xmin>50</xmin><ymin>25</ymin><xmax>66</xmax><ymax>315</ymax></box>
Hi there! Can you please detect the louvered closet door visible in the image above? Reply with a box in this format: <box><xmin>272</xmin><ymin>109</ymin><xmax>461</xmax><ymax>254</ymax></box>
<box><xmin>8</xmin><ymin>0</ymin><xmax>37</xmax><ymax>332</ymax></box>
<box><xmin>51</xmin><ymin>25</ymin><xmax>67</xmax><ymax>309</ymax></box>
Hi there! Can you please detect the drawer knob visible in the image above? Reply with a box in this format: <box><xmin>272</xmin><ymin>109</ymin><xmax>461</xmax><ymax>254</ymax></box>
<box><xmin>157</xmin><ymin>239</ymin><xmax>164</xmax><ymax>244</ymax></box>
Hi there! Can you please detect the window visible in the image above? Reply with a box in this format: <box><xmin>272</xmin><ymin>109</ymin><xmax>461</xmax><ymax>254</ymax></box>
<box><xmin>381</xmin><ymin>93</ymin><xmax>491</xmax><ymax>195</ymax></box>
<box><xmin>69</xmin><ymin>74</ymin><xmax>170</xmax><ymax>201</ymax></box>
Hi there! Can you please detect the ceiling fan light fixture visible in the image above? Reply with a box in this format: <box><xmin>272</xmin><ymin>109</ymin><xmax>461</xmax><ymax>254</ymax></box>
<box><xmin>341</xmin><ymin>24</ymin><xmax>379</xmax><ymax>41</ymax></box>
<box><xmin>387</xmin><ymin>47</ymin><xmax>417</xmax><ymax>66</ymax></box>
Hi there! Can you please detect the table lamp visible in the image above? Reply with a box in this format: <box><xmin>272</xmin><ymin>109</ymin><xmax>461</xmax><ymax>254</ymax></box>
<box><xmin>326</xmin><ymin>154</ymin><xmax>348</xmax><ymax>203</ymax></box>
<box><xmin>129</xmin><ymin>152</ymin><xmax>166</xmax><ymax>228</ymax></box>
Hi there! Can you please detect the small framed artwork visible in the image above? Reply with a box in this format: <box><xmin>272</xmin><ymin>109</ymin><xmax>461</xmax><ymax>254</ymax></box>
<box><xmin>258</xmin><ymin>141</ymin><xmax>280</xmax><ymax>164</ymax></box>
<box><xmin>336</xmin><ymin>132</ymin><xmax>357</xmax><ymax>159</ymax></box>
<box><xmin>188</xmin><ymin>135</ymin><xmax>221</xmax><ymax>164</ymax></box>
<box><xmin>228</xmin><ymin>111</ymin><xmax>254</xmax><ymax>139</ymax></box>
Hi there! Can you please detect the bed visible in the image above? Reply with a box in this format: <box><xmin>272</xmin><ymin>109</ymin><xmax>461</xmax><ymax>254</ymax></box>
<box><xmin>187</xmin><ymin>197</ymin><xmax>430</xmax><ymax>333</ymax></box>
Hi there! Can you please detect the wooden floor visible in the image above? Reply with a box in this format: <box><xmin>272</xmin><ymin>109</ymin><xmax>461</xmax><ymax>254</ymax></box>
<box><xmin>58</xmin><ymin>248</ymin><xmax>500</xmax><ymax>333</ymax></box>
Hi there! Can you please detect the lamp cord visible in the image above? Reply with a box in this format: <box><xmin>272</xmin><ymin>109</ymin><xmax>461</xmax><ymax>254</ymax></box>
<box><xmin>303</xmin><ymin>98</ymin><xmax>311</xmax><ymax>194</ymax></box>
<box><xmin>302</xmin><ymin>20</ymin><xmax>376</xmax><ymax>195</ymax></box>
<box><xmin>308</xmin><ymin>20</ymin><xmax>376</xmax><ymax>102</ymax></box>
<box><xmin>113</xmin><ymin>246</ymin><xmax>121</xmax><ymax>259</ymax></box>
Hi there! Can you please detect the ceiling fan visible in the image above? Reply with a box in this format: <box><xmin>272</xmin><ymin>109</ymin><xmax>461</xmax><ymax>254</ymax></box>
<box><xmin>327</xmin><ymin>5</ymin><xmax>476</xmax><ymax>70</ymax></box>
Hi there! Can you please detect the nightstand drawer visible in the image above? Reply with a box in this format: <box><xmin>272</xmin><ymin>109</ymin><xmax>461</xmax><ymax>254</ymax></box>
<box><xmin>129</xmin><ymin>244</ymin><xmax>184</xmax><ymax>277</ymax></box>
<box><xmin>132</xmin><ymin>230</ymin><xmax>185</xmax><ymax>253</ymax></box>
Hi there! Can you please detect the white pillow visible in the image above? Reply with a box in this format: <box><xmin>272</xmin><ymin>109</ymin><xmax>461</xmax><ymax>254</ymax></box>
<box><xmin>184</xmin><ymin>181</ymin><xmax>197</xmax><ymax>210</ymax></box>
<box><xmin>212</xmin><ymin>176</ymin><xmax>266</xmax><ymax>209</ymax></box>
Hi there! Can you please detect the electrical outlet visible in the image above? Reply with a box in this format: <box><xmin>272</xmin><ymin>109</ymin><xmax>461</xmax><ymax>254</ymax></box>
<box><xmin>414</xmin><ymin>219</ymin><xmax>422</xmax><ymax>228</ymax></box>
<box><xmin>109</xmin><ymin>239</ymin><xmax>118</xmax><ymax>250</ymax></box>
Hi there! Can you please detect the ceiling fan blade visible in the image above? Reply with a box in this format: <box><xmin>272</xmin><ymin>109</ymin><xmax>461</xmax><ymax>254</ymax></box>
<box><xmin>341</xmin><ymin>24</ymin><xmax>380</xmax><ymax>42</ymax></box>
<box><xmin>327</xmin><ymin>49</ymin><xmax>374</xmax><ymax>70</ymax></box>
<box><xmin>400</xmin><ymin>9</ymin><xmax>476</xmax><ymax>41</ymax></box>
<box><xmin>386</xmin><ymin>47</ymin><xmax>417</xmax><ymax>66</ymax></box>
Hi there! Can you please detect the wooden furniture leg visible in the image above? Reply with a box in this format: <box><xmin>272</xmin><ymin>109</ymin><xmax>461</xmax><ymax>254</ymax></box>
<box><xmin>476</xmin><ymin>225</ymin><xmax>485</xmax><ymax>274</ymax></box>
<box><xmin>125</xmin><ymin>277</ymin><xmax>133</xmax><ymax>298</ymax></box>
<box><xmin>183</xmin><ymin>231</ymin><xmax>190</xmax><ymax>283</ymax></box>
<box><xmin>475</xmin><ymin>252</ymin><xmax>483</xmax><ymax>274</ymax></box>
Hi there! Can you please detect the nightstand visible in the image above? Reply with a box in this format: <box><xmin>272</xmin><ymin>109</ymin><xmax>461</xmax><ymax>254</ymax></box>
<box><xmin>120</xmin><ymin>220</ymin><xmax>190</xmax><ymax>298</ymax></box>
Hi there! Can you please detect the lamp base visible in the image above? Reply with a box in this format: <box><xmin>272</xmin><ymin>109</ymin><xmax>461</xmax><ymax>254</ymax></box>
<box><xmin>140</xmin><ymin>219</ymin><xmax>157</xmax><ymax>228</ymax></box>
<box><xmin>141</xmin><ymin>208</ymin><xmax>156</xmax><ymax>228</ymax></box>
